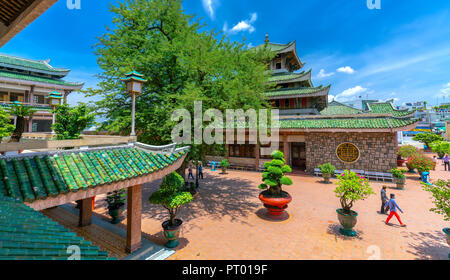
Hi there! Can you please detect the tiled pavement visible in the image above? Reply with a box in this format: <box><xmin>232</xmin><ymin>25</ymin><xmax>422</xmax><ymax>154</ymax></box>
<box><xmin>91</xmin><ymin>162</ymin><xmax>449</xmax><ymax>260</ymax></box>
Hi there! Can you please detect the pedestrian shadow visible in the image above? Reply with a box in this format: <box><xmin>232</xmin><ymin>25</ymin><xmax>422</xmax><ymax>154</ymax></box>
<box><xmin>326</xmin><ymin>224</ymin><xmax>364</xmax><ymax>241</ymax></box>
<box><xmin>405</xmin><ymin>230</ymin><xmax>449</xmax><ymax>260</ymax></box>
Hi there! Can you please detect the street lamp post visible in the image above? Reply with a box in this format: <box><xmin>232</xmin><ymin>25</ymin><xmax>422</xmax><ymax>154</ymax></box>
<box><xmin>121</xmin><ymin>71</ymin><xmax>147</xmax><ymax>137</ymax></box>
<box><xmin>47</xmin><ymin>91</ymin><xmax>63</xmax><ymax>135</ymax></box>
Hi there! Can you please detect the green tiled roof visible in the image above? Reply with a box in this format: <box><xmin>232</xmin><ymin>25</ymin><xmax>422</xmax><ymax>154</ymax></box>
<box><xmin>268</xmin><ymin>70</ymin><xmax>311</xmax><ymax>83</ymax></box>
<box><xmin>0</xmin><ymin>54</ymin><xmax>69</xmax><ymax>75</ymax></box>
<box><xmin>367</xmin><ymin>102</ymin><xmax>413</xmax><ymax>117</ymax></box>
<box><xmin>253</xmin><ymin>42</ymin><xmax>293</xmax><ymax>52</ymax></box>
<box><xmin>320</xmin><ymin>101</ymin><xmax>363</xmax><ymax>115</ymax></box>
<box><xmin>265</xmin><ymin>85</ymin><xmax>330</xmax><ymax>97</ymax></box>
<box><xmin>280</xmin><ymin>117</ymin><xmax>417</xmax><ymax>129</ymax></box>
<box><xmin>0</xmin><ymin>196</ymin><xmax>115</xmax><ymax>260</ymax></box>
<box><xmin>1</xmin><ymin>103</ymin><xmax>52</xmax><ymax>112</ymax></box>
<box><xmin>0</xmin><ymin>70</ymin><xmax>83</xmax><ymax>88</ymax></box>
<box><xmin>0</xmin><ymin>147</ymin><xmax>187</xmax><ymax>203</ymax></box>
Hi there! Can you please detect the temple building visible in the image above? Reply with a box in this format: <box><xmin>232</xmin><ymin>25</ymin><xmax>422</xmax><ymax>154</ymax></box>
<box><xmin>208</xmin><ymin>36</ymin><xmax>418</xmax><ymax>173</ymax></box>
<box><xmin>0</xmin><ymin>54</ymin><xmax>83</xmax><ymax>132</ymax></box>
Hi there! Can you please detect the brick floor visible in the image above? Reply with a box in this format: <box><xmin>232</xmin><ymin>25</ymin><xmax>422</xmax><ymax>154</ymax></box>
<box><xmin>92</xmin><ymin>161</ymin><xmax>450</xmax><ymax>260</ymax></box>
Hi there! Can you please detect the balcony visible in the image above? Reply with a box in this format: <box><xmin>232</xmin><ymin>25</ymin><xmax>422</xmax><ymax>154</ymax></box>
<box><xmin>0</xmin><ymin>101</ymin><xmax>52</xmax><ymax>112</ymax></box>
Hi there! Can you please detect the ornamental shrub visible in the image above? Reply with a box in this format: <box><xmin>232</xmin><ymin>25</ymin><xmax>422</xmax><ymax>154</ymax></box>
<box><xmin>220</xmin><ymin>159</ymin><xmax>230</xmax><ymax>168</ymax></box>
<box><xmin>397</xmin><ymin>145</ymin><xmax>419</xmax><ymax>158</ymax></box>
<box><xmin>258</xmin><ymin>150</ymin><xmax>293</xmax><ymax>197</ymax></box>
<box><xmin>318</xmin><ymin>163</ymin><xmax>336</xmax><ymax>175</ymax></box>
<box><xmin>422</xmin><ymin>180</ymin><xmax>450</xmax><ymax>221</ymax></box>
<box><xmin>408</xmin><ymin>154</ymin><xmax>436</xmax><ymax>173</ymax></box>
<box><xmin>106</xmin><ymin>189</ymin><xmax>126</xmax><ymax>210</ymax></box>
<box><xmin>413</xmin><ymin>133</ymin><xmax>444</xmax><ymax>149</ymax></box>
<box><xmin>334</xmin><ymin>170</ymin><xmax>375</xmax><ymax>214</ymax></box>
<box><xmin>430</xmin><ymin>141</ymin><xmax>450</xmax><ymax>158</ymax></box>
<box><xmin>390</xmin><ymin>168</ymin><xmax>406</xmax><ymax>179</ymax></box>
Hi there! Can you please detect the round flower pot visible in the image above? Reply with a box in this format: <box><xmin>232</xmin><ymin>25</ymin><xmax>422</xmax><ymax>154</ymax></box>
<box><xmin>405</xmin><ymin>162</ymin><xmax>415</xmax><ymax>173</ymax></box>
<box><xmin>336</xmin><ymin>209</ymin><xmax>358</xmax><ymax>237</ymax></box>
<box><xmin>162</xmin><ymin>219</ymin><xmax>183</xmax><ymax>248</ymax></box>
<box><xmin>108</xmin><ymin>207</ymin><xmax>124</xmax><ymax>224</ymax></box>
<box><xmin>221</xmin><ymin>167</ymin><xmax>228</xmax><ymax>174</ymax></box>
<box><xmin>397</xmin><ymin>159</ymin><xmax>405</xmax><ymax>167</ymax></box>
<box><xmin>322</xmin><ymin>173</ymin><xmax>332</xmax><ymax>184</ymax></box>
<box><xmin>444</xmin><ymin>228</ymin><xmax>450</xmax><ymax>246</ymax></box>
<box><xmin>259</xmin><ymin>191</ymin><xmax>292</xmax><ymax>216</ymax></box>
<box><xmin>394</xmin><ymin>177</ymin><xmax>406</xmax><ymax>190</ymax></box>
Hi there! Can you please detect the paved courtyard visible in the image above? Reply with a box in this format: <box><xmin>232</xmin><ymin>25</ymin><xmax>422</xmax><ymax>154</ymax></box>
<box><xmin>92</xmin><ymin>162</ymin><xmax>450</xmax><ymax>260</ymax></box>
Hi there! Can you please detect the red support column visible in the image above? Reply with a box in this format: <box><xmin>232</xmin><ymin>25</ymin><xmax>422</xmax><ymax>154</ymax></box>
<box><xmin>283</xmin><ymin>135</ymin><xmax>289</xmax><ymax>164</ymax></box>
<box><xmin>126</xmin><ymin>184</ymin><xmax>142</xmax><ymax>253</ymax></box>
<box><xmin>78</xmin><ymin>198</ymin><xmax>93</xmax><ymax>227</ymax></box>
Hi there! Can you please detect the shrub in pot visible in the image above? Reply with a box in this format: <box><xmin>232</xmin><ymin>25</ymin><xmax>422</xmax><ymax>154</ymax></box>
<box><xmin>220</xmin><ymin>159</ymin><xmax>230</xmax><ymax>174</ymax></box>
<box><xmin>408</xmin><ymin>154</ymin><xmax>436</xmax><ymax>178</ymax></box>
<box><xmin>334</xmin><ymin>170</ymin><xmax>375</xmax><ymax>236</ymax></box>
<box><xmin>149</xmin><ymin>172</ymin><xmax>193</xmax><ymax>248</ymax></box>
<box><xmin>422</xmin><ymin>180</ymin><xmax>450</xmax><ymax>248</ymax></box>
<box><xmin>430</xmin><ymin>141</ymin><xmax>450</xmax><ymax>159</ymax></box>
<box><xmin>258</xmin><ymin>150</ymin><xmax>293</xmax><ymax>217</ymax></box>
<box><xmin>390</xmin><ymin>168</ymin><xmax>406</xmax><ymax>190</ymax></box>
<box><xmin>106</xmin><ymin>189</ymin><xmax>126</xmax><ymax>224</ymax></box>
<box><xmin>318</xmin><ymin>163</ymin><xmax>336</xmax><ymax>184</ymax></box>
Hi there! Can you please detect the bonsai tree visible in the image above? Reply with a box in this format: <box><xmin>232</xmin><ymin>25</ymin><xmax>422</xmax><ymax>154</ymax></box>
<box><xmin>220</xmin><ymin>159</ymin><xmax>230</xmax><ymax>174</ymax></box>
<box><xmin>413</xmin><ymin>133</ymin><xmax>444</xmax><ymax>150</ymax></box>
<box><xmin>318</xmin><ymin>163</ymin><xmax>336</xmax><ymax>183</ymax></box>
<box><xmin>0</xmin><ymin>107</ymin><xmax>14</xmax><ymax>141</ymax></box>
<box><xmin>149</xmin><ymin>172</ymin><xmax>193</xmax><ymax>227</ymax></box>
<box><xmin>430</xmin><ymin>141</ymin><xmax>450</xmax><ymax>159</ymax></box>
<box><xmin>334</xmin><ymin>170</ymin><xmax>374</xmax><ymax>214</ymax></box>
<box><xmin>53</xmin><ymin>103</ymin><xmax>96</xmax><ymax>140</ymax></box>
<box><xmin>408</xmin><ymin>154</ymin><xmax>436</xmax><ymax>174</ymax></box>
<box><xmin>106</xmin><ymin>189</ymin><xmax>126</xmax><ymax>224</ymax></box>
<box><xmin>422</xmin><ymin>180</ymin><xmax>450</xmax><ymax>221</ymax></box>
<box><xmin>258</xmin><ymin>150</ymin><xmax>293</xmax><ymax>196</ymax></box>
<box><xmin>8</xmin><ymin>103</ymin><xmax>36</xmax><ymax>142</ymax></box>
<box><xmin>398</xmin><ymin>145</ymin><xmax>419</xmax><ymax>159</ymax></box>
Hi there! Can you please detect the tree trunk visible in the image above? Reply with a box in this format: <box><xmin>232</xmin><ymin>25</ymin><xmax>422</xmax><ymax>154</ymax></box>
<box><xmin>10</xmin><ymin>117</ymin><xmax>25</xmax><ymax>143</ymax></box>
<box><xmin>176</xmin><ymin>160</ymin><xmax>188</xmax><ymax>181</ymax></box>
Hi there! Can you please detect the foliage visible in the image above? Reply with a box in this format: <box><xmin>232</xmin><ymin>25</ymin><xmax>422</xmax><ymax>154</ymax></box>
<box><xmin>397</xmin><ymin>145</ymin><xmax>419</xmax><ymax>159</ymax></box>
<box><xmin>422</xmin><ymin>180</ymin><xmax>450</xmax><ymax>221</ymax></box>
<box><xmin>390</xmin><ymin>168</ymin><xmax>406</xmax><ymax>179</ymax></box>
<box><xmin>0</xmin><ymin>107</ymin><xmax>14</xmax><ymax>140</ymax></box>
<box><xmin>334</xmin><ymin>170</ymin><xmax>374</xmax><ymax>213</ymax></box>
<box><xmin>85</xmin><ymin>0</ymin><xmax>275</xmax><ymax>166</ymax></box>
<box><xmin>258</xmin><ymin>150</ymin><xmax>293</xmax><ymax>196</ymax></box>
<box><xmin>318</xmin><ymin>163</ymin><xmax>336</xmax><ymax>175</ymax></box>
<box><xmin>220</xmin><ymin>159</ymin><xmax>230</xmax><ymax>168</ymax></box>
<box><xmin>149</xmin><ymin>172</ymin><xmax>193</xmax><ymax>226</ymax></box>
<box><xmin>430</xmin><ymin>141</ymin><xmax>450</xmax><ymax>158</ymax></box>
<box><xmin>408</xmin><ymin>154</ymin><xmax>436</xmax><ymax>173</ymax></box>
<box><xmin>413</xmin><ymin>133</ymin><xmax>444</xmax><ymax>148</ymax></box>
<box><xmin>53</xmin><ymin>103</ymin><xmax>96</xmax><ymax>140</ymax></box>
<box><xmin>8</xmin><ymin>103</ymin><xmax>36</xmax><ymax>142</ymax></box>
<box><xmin>106</xmin><ymin>189</ymin><xmax>126</xmax><ymax>210</ymax></box>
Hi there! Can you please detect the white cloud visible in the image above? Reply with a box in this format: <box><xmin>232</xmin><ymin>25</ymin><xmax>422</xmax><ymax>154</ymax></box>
<box><xmin>337</xmin><ymin>66</ymin><xmax>355</xmax><ymax>74</ymax></box>
<box><xmin>441</xmin><ymin>83</ymin><xmax>450</xmax><ymax>95</ymax></box>
<box><xmin>223</xmin><ymin>13</ymin><xmax>258</xmax><ymax>34</ymax></box>
<box><xmin>202</xmin><ymin>0</ymin><xmax>218</xmax><ymax>19</ymax></box>
<box><xmin>333</xmin><ymin>86</ymin><xmax>368</xmax><ymax>102</ymax></box>
<box><xmin>316</xmin><ymin>69</ymin><xmax>335</xmax><ymax>79</ymax></box>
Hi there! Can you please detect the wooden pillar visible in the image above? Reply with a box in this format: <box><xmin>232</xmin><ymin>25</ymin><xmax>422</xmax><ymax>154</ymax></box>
<box><xmin>78</xmin><ymin>198</ymin><xmax>93</xmax><ymax>227</ymax></box>
<box><xmin>283</xmin><ymin>134</ymin><xmax>289</xmax><ymax>163</ymax></box>
<box><xmin>29</xmin><ymin>86</ymin><xmax>34</xmax><ymax>105</ymax></box>
<box><xmin>126</xmin><ymin>184</ymin><xmax>142</xmax><ymax>253</ymax></box>
<box><xmin>225</xmin><ymin>144</ymin><xmax>229</xmax><ymax>160</ymax></box>
<box><xmin>255</xmin><ymin>143</ymin><xmax>260</xmax><ymax>170</ymax></box>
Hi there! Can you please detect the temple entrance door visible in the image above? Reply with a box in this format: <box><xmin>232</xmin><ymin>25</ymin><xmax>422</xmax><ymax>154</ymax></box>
<box><xmin>291</xmin><ymin>143</ymin><xmax>306</xmax><ymax>170</ymax></box>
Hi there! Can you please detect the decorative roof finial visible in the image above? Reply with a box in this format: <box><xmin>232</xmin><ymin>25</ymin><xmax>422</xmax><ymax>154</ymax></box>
<box><xmin>265</xmin><ymin>34</ymin><xmax>269</xmax><ymax>43</ymax></box>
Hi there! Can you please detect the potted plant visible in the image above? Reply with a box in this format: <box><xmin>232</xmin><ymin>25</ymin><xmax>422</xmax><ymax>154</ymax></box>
<box><xmin>408</xmin><ymin>154</ymin><xmax>436</xmax><ymax>178</ymax></box>
<box><xmin>430</xmin><ymin>141</ymin><xmax>450</xmax><ymax>159</ymax></box>
<box><xmin>106</xmin><ymin>189</ymin><xmax>126</xmax><ymax>224</ymax></box>
<box><xmin>318</xmin><ymin>163</ymin><xmax>336</xmax><ymax>184</ymax></box>
<box><xmin>422</xmin><ymin>180</ymin><xmax>450</xmax><ymax>249</ymax></box>
<box><xmin>398</xmin><ymin>145</ymin><xmax>419</xmax><ymax>168</ymax></box>
<box><xmin>258</xmin><ymin>150</ymin><xmax>293</xmax><ymax>217</ymax></box>
<box><xmin>390</xmin><ymin>168</ymin><xmax>406</xmax><ymax>190</ymax></box>
<box><xmin>334</xmin><ymin>170</ymin><xmax>375</xmax><ymax>236</ymax></box>
<box><xmin>220</xmin><ymin>159</ymin><xmax>230</xmax><ymax>174</ymax></box>
<box><xmin>149</xmin><ymin>172</ymin><xmax>193</xmax><ymax>248</ymax></box>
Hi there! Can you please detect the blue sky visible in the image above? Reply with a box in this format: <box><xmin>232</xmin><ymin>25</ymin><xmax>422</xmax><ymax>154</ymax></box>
<box><xmin>1</xmin><ymin>0</ymin><xmax>449</xmax><ymax>107</ymax></box>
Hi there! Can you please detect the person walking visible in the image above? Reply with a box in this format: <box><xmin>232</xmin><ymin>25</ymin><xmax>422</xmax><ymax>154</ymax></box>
<box><xmin>188</xmin><ymin>164</ymin><xmax>195</xmax><ymax>180</ymax></box>
<box><xmin>198</xmin><ymin>162</ymin><xmax>204</xmax><ymax>179</ymax></box>
<box><xmin>432</xmin><ymin>156</ymin><xmax>438</xmax><ymax>171</ymax></box>
<box><xmin>385</xmin><ymin>194</ymin><xmax>406</xmax><ymax>227</ymax></box>
<box><xmin>443</xmin><ymin>154</ymin><xmax>449</xmax><ymax>171</ymax></box>
<box><xmin>380</xmin><ymin>186</ymin><xmax>388</xmax><ymax>215</ymax></box>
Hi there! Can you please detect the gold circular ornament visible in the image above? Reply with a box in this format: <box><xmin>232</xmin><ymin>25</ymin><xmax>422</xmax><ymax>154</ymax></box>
<box><xmin>336</xmin><ymin>143</ymin><xmax>360</xmax><ymax>163</ymax></box>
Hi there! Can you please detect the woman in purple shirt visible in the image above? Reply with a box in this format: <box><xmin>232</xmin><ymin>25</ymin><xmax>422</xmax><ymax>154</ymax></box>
<box><xmin>443</xmin><ymin>154</ymin><xmax>449</xmax><ymax>171</ymax></box>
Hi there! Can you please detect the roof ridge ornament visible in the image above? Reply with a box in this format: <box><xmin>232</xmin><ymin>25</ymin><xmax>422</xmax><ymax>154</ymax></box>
<box><xmin>265</xmin><ymin>34</ymin><xmax>269</xmax><ymax>43</ymax></box>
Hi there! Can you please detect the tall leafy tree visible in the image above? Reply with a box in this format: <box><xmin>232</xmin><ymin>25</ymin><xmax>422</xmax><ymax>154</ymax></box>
<box><xmin>53</xmin><ymin>103</ymin><xmax>96</xmax><ymax>140</ymax></box>
<box><xmin>8</xmin><ymin>104</ymin><xmax>36</xmax><ymax>142</ymax></box>
<box><xmin>0</xmin><ymin>107</ymin><xmax>14</xmax><ymax>140</ymax></box>
<box><xmin>85</xmin><ymin>0</ymin><xmax>274</xmax><ymax>171</ymax></box>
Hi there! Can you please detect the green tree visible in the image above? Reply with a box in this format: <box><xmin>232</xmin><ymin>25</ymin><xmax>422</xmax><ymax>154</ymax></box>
<box><xmin>0</xmin><ymin>107</ymin><xmax>14</xmax><ymax>140</ymax></box>
<box><xmin>85</xmin><ymin>0</ymin><xmax>274</xmax><ymax>172</ymax></box>
<box><xmin>413</xmin><ymin>133</ymin><xmax>444</xmax><ymax>149</ymax></box>
<box><xmin>423</xmin><ymin>180</ymin><xmax>450</xmax><ymax>221</ymax></box>
<box><xmin>258</xmin><ymin>151</ymin><xmax>293</xmax><ymax>196</ymax></box>
<box><xmin>334</xmin><ymin>170</ymin><xmax>374</xmax><ymax>214</ymax></box>
<box><xmin>53</xmin><ymin>103</ymin><xmax>96</xmax><ymax>140</ymax></box>
<box><xmin>430</xmin><ymin>141</ymin><xmax>450</xmax><ymax>158</ymax></box>
<box><xmin>8</xmin><ymin>104</ymin><xmax>36</xmax><ymax>142</ymax></box>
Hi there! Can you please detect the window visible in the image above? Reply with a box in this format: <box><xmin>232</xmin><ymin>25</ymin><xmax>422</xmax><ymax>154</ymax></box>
<box><xmin>228</xmin><ymin>144</ymin><xmax>256</xmax><ymax>158</ymax></box>
<box><xmin>276</xmin><ymin>63</ymin><xmax>282</xmax><ymax>69</ymax></box>
<box><xmin>285</xmin><ymin>99</ymin><xmax>290</xmax><ymax>108</ymax></box>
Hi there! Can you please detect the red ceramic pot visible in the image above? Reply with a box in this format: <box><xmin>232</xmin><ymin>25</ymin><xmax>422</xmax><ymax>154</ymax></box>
<box><xmin>259</xmin><ymin>191</ymin><xmax>292</xmax><ymax>216</ymax></box>
<box><xmin>397</xmin><ymin>159</ymin><xmax>405</xmax><ymax>167</ymax></box>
